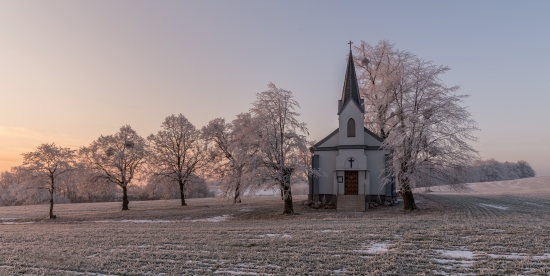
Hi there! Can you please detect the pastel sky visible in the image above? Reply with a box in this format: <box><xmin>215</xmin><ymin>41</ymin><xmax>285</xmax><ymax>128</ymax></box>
<box><xmin>1</xmin><ymin>1</ymin><xmax>549</xmax><ymax>176</ymax></box>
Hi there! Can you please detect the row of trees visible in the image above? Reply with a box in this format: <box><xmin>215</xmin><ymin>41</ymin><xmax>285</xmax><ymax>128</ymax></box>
<box><xmin>0</xmin><ymin>165</ymin><xmax>213</xmax><ymax>207</ymax></box>
<box><xmin>0</xmin><ymin>83</ymin><xmax>311</xmax><ymax>217</ymax></box>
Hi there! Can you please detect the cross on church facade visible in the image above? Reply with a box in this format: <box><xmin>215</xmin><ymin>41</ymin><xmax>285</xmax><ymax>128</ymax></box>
<box><xmin>348</xmin><ymin>158</ymin><xmax>354</xmax><ymax>168</ymax></box>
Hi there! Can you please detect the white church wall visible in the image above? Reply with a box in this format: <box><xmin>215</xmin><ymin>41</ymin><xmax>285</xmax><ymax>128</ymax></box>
<box><xmin>358</xmin><ymin>171</ymin><xmax>366</xmax><ymax>194</ymax></box>
<box><xmin>316</xmin><ymin>150</ymin><xmax>337</xmax><ymax>195</ymax></box>
<box><xmin>336</xmin><ymin>170</ymin><xmax>344</xmax><ymax>194</ymax></box>
<box><xmin>338</xmin><ymin>101</ymin><xmax>364</xmax><ymax>145</ymax></box>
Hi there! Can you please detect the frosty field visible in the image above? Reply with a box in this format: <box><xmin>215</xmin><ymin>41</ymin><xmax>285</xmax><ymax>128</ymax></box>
<box><xmin>1</xmin><ymin>177</ymin><xmax>550</xmax><ymax>275</ymax></box>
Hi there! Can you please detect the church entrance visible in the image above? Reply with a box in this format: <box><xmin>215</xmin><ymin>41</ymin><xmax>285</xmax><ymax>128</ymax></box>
<box><xmin>344</xmin><ymin>171</ymin><xmax>358</xmax><ymax>195</ymax></box>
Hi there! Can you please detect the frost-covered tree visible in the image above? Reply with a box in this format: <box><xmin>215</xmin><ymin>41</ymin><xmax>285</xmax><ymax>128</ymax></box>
<box><xmin>80</xmin><ymin>125</ymin><xmax>147</xmax><ymax>210</ymax></box>
<box><xmin>1</xmin><ymin>166</ymin><xmax>43</xmax><ymax>206</ymax></box>
<box><xmin>355</xmin><ymin>40</ymin><xmax>479</xmax><ymax>210</ymax></box>
<box><xmin>355</xmin><ymin>40</ymin><xmax>405</xmax><ymax>140</ymax></box>
<box><xmin>147</xmin><ymin>114</ymin><xmax>210</xmax><ymax>206</ymax></box>
<box><xmin>250</xmin><ymin>83</ymin><xmax>309</xmax><ymax>214</ymax></box>
<box><xmin>21</xmin><ymin>143</ymin><xmax>76</xmax><ymax>218</ymax></box>
<box><xmin>517</xmin><ymin>160</ymin><xmax>536</xmax><ymax>178</ymax></box>
<box><xmin>202</xmin><ymin>113</ymin><xmax>259</xmax><ymax>203</ymax></box>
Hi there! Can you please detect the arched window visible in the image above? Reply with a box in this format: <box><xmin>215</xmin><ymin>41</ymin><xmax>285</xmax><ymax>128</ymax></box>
<box><xmin>347</xmin><ymin>118</ymin><xmax>355</xmax><ymax>137</ymax></box>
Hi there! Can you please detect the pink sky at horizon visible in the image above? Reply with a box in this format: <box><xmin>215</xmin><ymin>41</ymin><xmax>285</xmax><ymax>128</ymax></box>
<box><xmin>1</xmin><ymin>1</ymin><xmax>549</xmax><ymax>176</ymax></box>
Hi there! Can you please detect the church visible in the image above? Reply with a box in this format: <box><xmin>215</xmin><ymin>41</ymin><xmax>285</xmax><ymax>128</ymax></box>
<box><xmin>309</xmin><ymin>47</ymin><xmax>395</xmax><ymax>212</ymax></box>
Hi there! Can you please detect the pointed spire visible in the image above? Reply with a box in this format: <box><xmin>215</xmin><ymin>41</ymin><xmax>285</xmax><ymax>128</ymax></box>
<box><xmin>340</xmin><ymin>46</ymin><xmax>364</xmax><ymax>114</ymax></box>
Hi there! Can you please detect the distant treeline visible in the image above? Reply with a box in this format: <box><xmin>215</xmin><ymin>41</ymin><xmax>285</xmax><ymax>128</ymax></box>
<box><xmin>403</xmin><ymin>159</ymin><xmax>536</xmax><ymax>190</ymax></box>
<box><xmin>469</xmin><ymin>159</ymin><xmax>536</xmax><ymax>182</ymax></box>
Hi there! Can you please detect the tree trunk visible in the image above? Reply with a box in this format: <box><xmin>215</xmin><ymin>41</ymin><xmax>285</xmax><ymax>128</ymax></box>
<box><xmin>49</xmin><ymin>191</ymin><xmax>56</xmax><ymax>219</ymax></box>
<box><xmin>122</xmin><ymin>185</ymin><xmax>129</xmax><ymax>210</ymax></box>
<box><xmin>233</xmin><ymin>169</ymin><xmax>242</xmax><ymax>203</ymax></box>
<box><xmin>283</xmin><ymin>185</ymin><xmax>293</xmax><ymax>214</ymax></box>
<box><xmin>49</xmin><ymin>177</ymin><xmax>56</xmax><ymax>219</ymax></box>
<box><xmin>234</xmin><ymin>181</ymin><xmax>241</xmax><ymax>204</ymax></box>
<box><xmin>398</xmin><ymin>157</ymin><xmax>417</xmax><ymax>211</ymax></box>
<box><xmin>179</xmin><ymin>180</ymin><xmax>186</xmax><ymax>206</ymax></box>
<box><xmin>402</xmin><ymin>190</ymin><xmax>417</xmax><ymax>210</ymax></box>
<box><xmin>400</xmin><ymin>175</ymin><xmax>418</xmax><ymax>211</ymax></box>
<box><xmin>281</xmin><ymin>168</ymin><xmax>294</xmax><ymax>214</ymax></box>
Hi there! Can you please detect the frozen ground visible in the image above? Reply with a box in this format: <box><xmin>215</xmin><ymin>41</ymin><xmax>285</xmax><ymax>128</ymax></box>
<box><xmin>1</xmin><ymin>177</ymin><xmax>550</xmax><ymax>275</ymax></box>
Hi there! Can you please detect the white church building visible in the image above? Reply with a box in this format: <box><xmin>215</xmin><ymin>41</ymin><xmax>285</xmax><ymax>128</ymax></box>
<box><xmin>309</xmin><ymin>48</ymin><xmax>395</xmax><ymax>212</ymax></box>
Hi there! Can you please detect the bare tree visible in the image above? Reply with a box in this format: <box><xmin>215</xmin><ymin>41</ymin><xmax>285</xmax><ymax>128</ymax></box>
<box><xmin>21</xmin><ymin>143</ymin><xmax>76</xmax><ymax>218</ymax></box>
<box><xmin>355</xmin><ymin>40</ymin><xmax>479</xmax><ymax>210</ymax></box>
<box><xmin>79</xmin><ymin>125</ymin><xmax>147</xmax><ymax>210</ymax></box>
<box><xmin>147</xmin><ymin>114</ymin><xmax>210</xmax><ymax>206</ymax></box>
<box><xmin>202</xmin><ymin>113</ymin><xmax>259</xmax><ymax>203</ymax></box>
<box><xmin>250</xmin><ymin>83</ymin><xmax>309</xmax><ymax>214</ymax></box>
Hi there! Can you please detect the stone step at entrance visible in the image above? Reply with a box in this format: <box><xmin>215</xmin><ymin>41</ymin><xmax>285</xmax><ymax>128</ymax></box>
<box><xmin>337</xmin><ymin>194</ymin><xmax>365</xmax><ymax>212</ymax></box>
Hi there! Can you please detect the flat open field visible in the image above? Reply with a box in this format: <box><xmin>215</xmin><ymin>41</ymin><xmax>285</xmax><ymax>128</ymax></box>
<box><xmin>1</xmin><ymin>177</ymin><xmax>550</xmax><ymax>275</ymax></box>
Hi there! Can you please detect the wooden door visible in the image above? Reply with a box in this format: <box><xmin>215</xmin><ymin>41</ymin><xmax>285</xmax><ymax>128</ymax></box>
<box><xmin>344</xmin><ymin>171</ymin><xmax>358</xmax><ymax>195</ymax></box>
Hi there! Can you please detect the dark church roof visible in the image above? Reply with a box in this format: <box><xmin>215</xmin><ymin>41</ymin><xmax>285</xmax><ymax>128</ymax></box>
<box><xmin>338</xmin><ymin>49</ymin><xmax>365</xmax><ymax>114</ymax></box>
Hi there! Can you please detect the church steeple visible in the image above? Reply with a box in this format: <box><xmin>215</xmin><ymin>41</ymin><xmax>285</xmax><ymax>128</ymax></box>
<box><xmin>338</xmin><ymin>43</ymin><xmax>364</xmax><ymax>114</ymax></box>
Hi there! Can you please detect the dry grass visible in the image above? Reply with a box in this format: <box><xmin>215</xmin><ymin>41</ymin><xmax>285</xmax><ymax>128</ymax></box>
<box><xmin>1</xmin><ymin>177</ymin><xmax>550</xmax><ymax>275</ymax></box>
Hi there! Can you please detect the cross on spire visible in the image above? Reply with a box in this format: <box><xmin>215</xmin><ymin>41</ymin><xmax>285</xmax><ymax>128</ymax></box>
<box><xmin>339</xmin><ymin>41</ymin><xmax>364</xmax><ymax>114</ymax></box>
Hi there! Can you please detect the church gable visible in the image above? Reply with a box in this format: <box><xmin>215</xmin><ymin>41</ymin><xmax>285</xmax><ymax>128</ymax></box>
<box><xmin>364</xmin><ymin>127</ymin><xmax>383</xmax><ymax>146</ymax></box>
<box><xmin>313</xmin><ymin>129</ymin><xmax>339</xmax><ymax>148</ymax></box>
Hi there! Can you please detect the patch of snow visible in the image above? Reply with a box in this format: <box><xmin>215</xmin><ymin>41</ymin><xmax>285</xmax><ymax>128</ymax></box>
<box><xmin>487</xmin><ymin>253</ymin><xmax>526</xmax><ymax>260</ymax></box>
<box><xmin>95</xmin><ymin>219</ymin><xmax>175</xmax><ymax>223</ymax></box>
<box><xmin>432</xmin><ymin>258</ymin><xmax>454</xmax><ymax>264</ymax></box>
<box><xmin>239</xmin><ymin>208</ymin><xmax>252</xmax><ymax>212</ymax></box>
<box><xmin>259</xmin><ymin>233</ymin><xmax>292</xmax><ymax>238</ymax></box>
<box><xmin>318</xmin><ymin>230</ymin><xmax>342</xmax><ymax>233</ymax></box>
<box><xmin>479</xmin><ymin>203</ymin><xmax>509</xmax><ymax>210</ymax></box>
<box><xmin>432</xmin><ymin>257</ymin><xmax>474</xmax><ymax>268</ymax></box>
<box><xmin>436</xmin><ymin>250</ymin><xmax>474</xmax><ymax>259</ymax></box>
<box><xmin>190</xmin><ymin>215</ymin><xmax>231</xmax><ymax>222</ymax></box>
<box><xmin>214</xmin><ymin>270</ymin><xmax>258</xmax><ymax>275</ymax></box>
<box><xmin>533</xmin><ymin>253</ymin><xmax>550</xmax><ymax>260</ymax></box>
<box><xmin>524</xmin><ymin>202</ymin><xmax>544</xmax><ymax>207</ymax></box>
<box><xmin>1</xmin><ymin>221</ymin><xmax>35</xmax><ymax>225</ymax></box>
<box><xmin>487</xmin><ymin>253</ymin><xmax>550</xmax><ymax>260</ymax></box>
<box><xmin>355</xmin><ymin>242</ymin><xmax>390</xmax><ymax>254</ymax></box>
<box><xmin>486</xmin><ymin>229</ymin><xmax>504</xmax><ymax>233</ymax></box>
